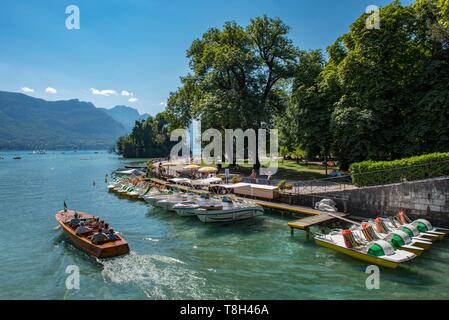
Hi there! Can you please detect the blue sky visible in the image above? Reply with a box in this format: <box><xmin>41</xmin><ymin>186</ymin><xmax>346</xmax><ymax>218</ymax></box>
<box><xmin>0</xmin><ymin>0</ymin><xmax>414</xmax><ymax>115</ymax></box>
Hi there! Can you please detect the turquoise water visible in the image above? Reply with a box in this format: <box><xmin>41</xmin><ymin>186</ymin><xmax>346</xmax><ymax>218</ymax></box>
<box><xmin>1</xmin><ymin>150</ymin><xmax>449</xmax><ymax>300</ymax></box>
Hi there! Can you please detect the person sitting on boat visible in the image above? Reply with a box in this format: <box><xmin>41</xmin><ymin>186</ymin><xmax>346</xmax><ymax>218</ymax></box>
<box><xmin>91</xmin><ymin>229</ymin><xmax>108</xmax><ymax>244</ymax></box>
<box><xmin>69</xmin><ymin>212</ymin><xmax>81</xmax><ymax>228</ymax></box>
<box><xmin>102</xmin><ymin>223</ymin><xmax>110</xmax><ymax>234</ymax></box>
<box><xmin>96</xmin><ymin>220</ymin><xmax>105</xmax><ymax>231</ymax></box>
<box><xmin>75</xmin><ymin>222</ymin><xmax>92</xmax><ymax>236</ymax></box>
<box><xmin>89</xmin><ymin>217</ymin><xmax>101</xmax><ymax>229</ymax></box>
<box><xmin>107</xmin><ymin>229</ymin><xmax>117</xmax><ymax>241</ymax></box>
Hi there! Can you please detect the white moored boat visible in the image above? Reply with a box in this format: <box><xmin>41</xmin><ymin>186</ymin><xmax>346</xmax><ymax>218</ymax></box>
<box><xmin>195</xmin><ymin>197</ymin><xmax>264</xmax><ymax>223</ymax></box>
<box><xmin>155</xmin><ymin>194</ymin><xmax>196</xmax><ymax>211</ymax></box>
<box><xmin>173</xmin><ymin>195</ymin><xmax>221</xmax><ymax>217</ymax></box>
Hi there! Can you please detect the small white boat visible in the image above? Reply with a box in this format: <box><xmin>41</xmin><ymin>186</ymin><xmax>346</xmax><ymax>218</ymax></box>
<box><xmin>144</xmin><ymin>192</ymin><xmax>178</xmax><ymax>206</ymax></box>
<box><xmin>155</xmin><ymin>195</ymin><xmax>195</xmax><ymax>211</ymax></box>
<box><xmin>173</xmin><ymin>202</ymin><xmax>201</xmax><ymax>217</ymax></box>
<box><xmin>195</xmin><ymin>197</ymin><xmax>264</xmax><ymax>223</ymax></box>
<box><xmin>173</xmin><ymin>195</ymin><xmax>221</xmax><ymax>217</ymax></box>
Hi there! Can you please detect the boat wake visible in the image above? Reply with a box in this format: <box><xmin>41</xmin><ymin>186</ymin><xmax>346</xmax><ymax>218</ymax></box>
<box><xmin>100</xmin><ymin>251</ymin><xmax>213</xmax><ymax>299</ymax></box>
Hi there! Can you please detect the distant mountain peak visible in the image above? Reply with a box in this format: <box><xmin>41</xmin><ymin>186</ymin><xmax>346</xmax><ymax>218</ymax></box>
<box><xmin>100</xmin><ymin>105</ymin><xmax>149</xmax><ymax>132</ymax></box>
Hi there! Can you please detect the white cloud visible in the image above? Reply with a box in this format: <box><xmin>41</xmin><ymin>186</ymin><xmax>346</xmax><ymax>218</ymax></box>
<box><xmin>128</xmin><ymin>97</ymin><xmax>138</xmax><ymax>103</ymax></box>
<box><xmin>45</xmin><ymin>87</ymin><xmax>57</xmax><ymax>94</ymax></box>
<box><xmin>90</xmin><ymin>88</ymin><xmax>117</xmax><ymax>96</ymax></box>
<box><xmin>159</xmin><ymin>101</ymin><xmax>166</xmax><ymax>106</ymax></box>
<box><xmin>21</xmin><ymin>87</ymin><xmax>34</xmax><ymax>93</ymax></box>
<box><xmin>121</xmin><ymin>90</ymin><xmax>132</xmax><ymax>96</ymax></box>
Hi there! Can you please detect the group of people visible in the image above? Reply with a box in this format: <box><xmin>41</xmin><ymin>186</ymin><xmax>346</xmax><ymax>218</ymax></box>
<box><xmin>68</xmin><ymin>212</ymin><xmax>118</xmax><ymax>244</ymax></box>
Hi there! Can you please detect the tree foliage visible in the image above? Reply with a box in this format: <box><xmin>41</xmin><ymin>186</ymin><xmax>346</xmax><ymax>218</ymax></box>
<box><xmin>284</xmin><ymin>0</ymin><xmax>449</xmax><ymax>170</ymax></box>
<box><xmin>116</xmin><ymin>112</ymin><xmax>174</xmax><ymax>158</ymax></box>
<box><xmin>167</xmin><ymin>16</ymin><xmax>297</xmax><ymax>132</ymax></box>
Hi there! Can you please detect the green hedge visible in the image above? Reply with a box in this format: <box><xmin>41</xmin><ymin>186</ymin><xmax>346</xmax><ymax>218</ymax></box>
<box><xmin>350</xmin><ymin>153</ymin><xmax>449</xmax><ymax>187</ymax></box>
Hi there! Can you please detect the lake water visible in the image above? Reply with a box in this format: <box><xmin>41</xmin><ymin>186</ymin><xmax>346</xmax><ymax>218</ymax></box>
<box><xmin>1</xmin><ymin>150</ymin><xmax>449</xmax><ymax>300</ymax></box>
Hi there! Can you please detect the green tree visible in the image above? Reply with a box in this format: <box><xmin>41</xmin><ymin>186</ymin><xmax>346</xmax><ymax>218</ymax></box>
<box><xmin>167</xmin><ymin>16</ymin><xmax>298</xmax><ymax>167</ymax></box>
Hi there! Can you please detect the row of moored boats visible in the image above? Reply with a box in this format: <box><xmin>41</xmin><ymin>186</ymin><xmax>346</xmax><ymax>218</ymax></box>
<box><xmin>315</xmin><ymin>211</ymin><xmax>449</xmax><ymax>268</ymax></box>
<box><xmin>108</xmin><ymin>177</ymin><xmax>264</xmax><ymax>223</ymax></box>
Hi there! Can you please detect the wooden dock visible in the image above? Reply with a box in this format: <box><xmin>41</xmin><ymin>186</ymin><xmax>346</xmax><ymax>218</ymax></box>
<box><xmin>288</xmin><ymin>212</ymin><xmax>347</xmax><ymax>238</ymax></box>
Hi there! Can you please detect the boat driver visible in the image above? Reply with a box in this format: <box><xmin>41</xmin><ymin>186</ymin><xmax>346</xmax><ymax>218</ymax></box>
<box><xmin>69</xmin><ymin>212</ymin><xmax>81</xmax><ymax>228</ymax></box>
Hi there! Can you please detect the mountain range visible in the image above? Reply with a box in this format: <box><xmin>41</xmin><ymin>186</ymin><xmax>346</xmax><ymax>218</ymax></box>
<box><xmin>0</xmin><ymin>91</ymin><xmax>149</xmax><ymax>150</ymax></box>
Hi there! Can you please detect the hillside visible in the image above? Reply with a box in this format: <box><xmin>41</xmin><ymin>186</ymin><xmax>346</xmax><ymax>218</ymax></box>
<box><xmin>0</xmin><ymin>91</ymin><xmax>127</xmax><ymax>149</ymax></box>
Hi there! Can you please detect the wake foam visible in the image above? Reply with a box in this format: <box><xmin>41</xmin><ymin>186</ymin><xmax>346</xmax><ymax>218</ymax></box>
<box><xmin>100</xmin><ymin>252</ymin><xmax>208</xmax><ymax>299</ymax></box>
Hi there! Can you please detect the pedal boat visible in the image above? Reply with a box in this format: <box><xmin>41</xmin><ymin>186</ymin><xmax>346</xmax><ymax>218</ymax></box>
<box><xmin>382</xmin><ymin>217</ymin><xmax>439</xmax><ymax>244</ymax></box>
<box><xmin>396</xmin><ymin>211</ymin><xmax>447</xmax><ymax>240</ymax></box>
<box><xmin>55</xmin><ymin>210</ymin><xmax>129</xmax><ymax>259</ymax></box>
<box><xmin>353</xmin><ymin>223</ymin><xmax>425</xmax><ymax>256</ymax></box>
<box><xmin>315</xmin><ymin>230</ymin><xmax>416</xmax><ymax>269</ymax></box>
<box><xmin>370</xmin><ymin>218</ymin><xmax>432</xmax><ymax>251</ymax></box>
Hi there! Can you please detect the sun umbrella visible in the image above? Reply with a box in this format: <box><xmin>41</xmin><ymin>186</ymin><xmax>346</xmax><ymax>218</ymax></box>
<box><xmin>183</xmin><ymin>164</ymin><xmax>200</xmax><ymax>170</ymax></box>
<box><xmin>198</xmin><ymin>166</ymin><xmax>218</xmax><ymax>173</ymax></box>
<box><xmin>161</xmin><ymin>162</ymin><xmax>177</xmax><ymax>167</ymax></box>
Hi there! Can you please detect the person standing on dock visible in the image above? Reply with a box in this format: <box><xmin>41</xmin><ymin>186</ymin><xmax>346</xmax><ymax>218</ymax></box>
<box><xmin>250</xmin><ymin>169</ymin><xmax>257</xmax><ymax>184</ymax></box>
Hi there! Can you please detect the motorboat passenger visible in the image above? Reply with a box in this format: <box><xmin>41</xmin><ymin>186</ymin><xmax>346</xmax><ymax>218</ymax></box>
<box><xmin>91</xmin><ymin>229</ymin><xmax>108</xmax><ymax>244</ymax></box>
<box><xmin>75</xmin><ymin>222</ymin><xmax>92</xmax><ymax>236</ymax></box>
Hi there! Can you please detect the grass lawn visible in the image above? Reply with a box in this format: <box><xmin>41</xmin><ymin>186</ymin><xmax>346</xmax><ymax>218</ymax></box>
<box><xmin>223</xmin><ymin>160</ymin><xmax>329</xmax><ymax>181</ymax></box>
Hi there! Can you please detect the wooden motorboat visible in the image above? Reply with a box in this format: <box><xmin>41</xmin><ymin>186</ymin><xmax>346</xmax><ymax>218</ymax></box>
<box><xmin>315</xmin><ymin>229</ymin><xmax>416</xmax><ymax>269</ymax></box>
<box><xmin>55</xmin><ymin>210</ymin><xmax>129</xmax><ymax>259</ymax></box>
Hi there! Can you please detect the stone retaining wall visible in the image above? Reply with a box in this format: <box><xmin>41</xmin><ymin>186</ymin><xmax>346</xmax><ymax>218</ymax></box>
<box><xmin>280</xmin><ymin>176</ymin><xmax>449</xmax><ymax>228</ymax></box>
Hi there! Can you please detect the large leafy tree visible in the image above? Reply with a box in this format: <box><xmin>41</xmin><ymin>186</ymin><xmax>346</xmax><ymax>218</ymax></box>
<box><xmin>166</xmin><ymin>16</ymin><xmax>298</xmax><ymax>166</ymax></box>
<box><xmin>282</xmin><ymin>50</ymin><xmax>334</xmax><ymax>159</ymax></box>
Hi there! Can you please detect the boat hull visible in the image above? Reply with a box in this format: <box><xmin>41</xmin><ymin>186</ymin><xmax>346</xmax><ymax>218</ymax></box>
<box><xmin>55</xmin><ymin>210</ymin><xmax>129</xmax><ymax>259</ymax></box>
<box><xmin>315</xmin><ymin>238</ymin><xmax>400</xmax><ymax>268</ymax></box>
<box><xmin>196</xmin><ymin>207</ymin><xmax>264</xmax><ymax>223</ymax></box>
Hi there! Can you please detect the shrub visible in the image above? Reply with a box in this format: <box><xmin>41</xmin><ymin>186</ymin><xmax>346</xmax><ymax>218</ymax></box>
<box><xmin>350</xmin><ymin>153</ymin><xmax>449</xmax><ymax>187</ymax></box>
<box><xmin>231</xmin><ymin>176</ymin><xmax>242</xmax><ymax>184</ymax></box>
